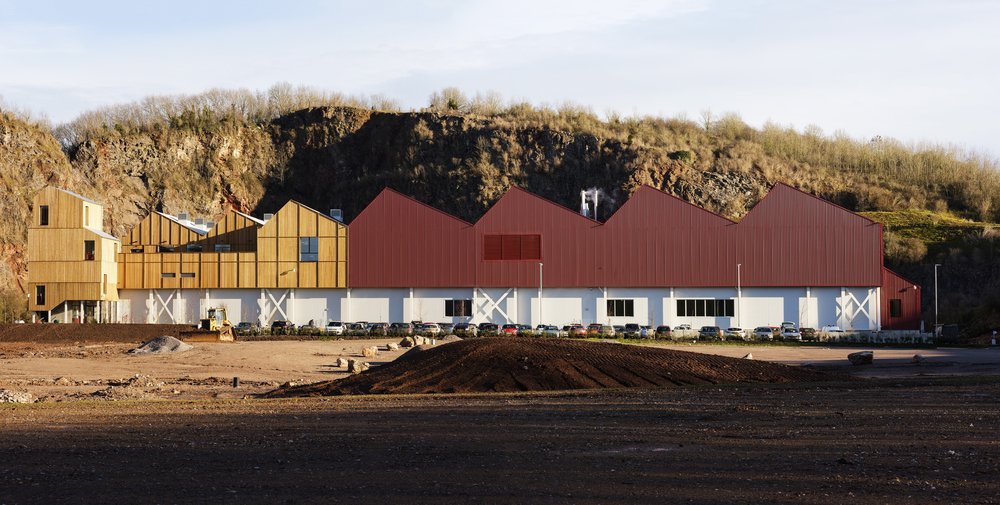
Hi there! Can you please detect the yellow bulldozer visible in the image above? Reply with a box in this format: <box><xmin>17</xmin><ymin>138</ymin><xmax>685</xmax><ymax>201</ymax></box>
<box><xmin>180</xmin><ymin>307</ymin><xmax>235</xmax><ymax>342</ymax></box>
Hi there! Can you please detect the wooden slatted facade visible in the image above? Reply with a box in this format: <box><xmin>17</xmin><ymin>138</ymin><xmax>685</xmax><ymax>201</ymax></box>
<box><xmin>116</xmin><ymin>201</ymin><xmax>347</xmax><ymax>290</ymax></box>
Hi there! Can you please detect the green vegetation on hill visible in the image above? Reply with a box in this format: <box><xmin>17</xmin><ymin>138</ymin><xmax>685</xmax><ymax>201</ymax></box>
<box><xmin>1</xmin><ymin>85</ymin><xmax>999</xmax><ymax>336</ymax></box>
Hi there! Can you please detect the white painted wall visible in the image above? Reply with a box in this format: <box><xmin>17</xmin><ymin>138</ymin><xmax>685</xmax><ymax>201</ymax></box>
<box><xmin>115</xmin><ymin>285</ymin><xmax>882</xmax><ymax>330</ymax></box>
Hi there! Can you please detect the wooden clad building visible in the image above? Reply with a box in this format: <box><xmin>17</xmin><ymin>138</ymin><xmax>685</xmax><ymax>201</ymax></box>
<box><xmin>27</xmin><ymin>187</ymin><xmax>120</xmax><ymax>322</ymax></box>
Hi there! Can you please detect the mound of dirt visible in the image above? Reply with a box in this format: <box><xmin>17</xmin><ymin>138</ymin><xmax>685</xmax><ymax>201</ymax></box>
<box><xmin>0</xmin><ymin>324</ymin><xmax>196</xmax><ymax>344</ymax></box>
<box><xmin>267</xmin><ymin>338</ymin><xmax>844</xmax><ymax>397</ymax></box>
<box><xmin>129</xmin><ymin>336</ymin><xmax>193</xmax><ymax>355</ymax></box>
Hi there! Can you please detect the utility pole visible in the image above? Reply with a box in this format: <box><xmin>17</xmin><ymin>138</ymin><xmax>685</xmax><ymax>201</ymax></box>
<box><xmin>538</xmin><ymin>262</ymin><xmax>544</xmax><ymax>326</ymax></box>
<box><xmin>736</xmin><ymin>263</ymin><xmax>742</xmax><ymax>328</ymax></box>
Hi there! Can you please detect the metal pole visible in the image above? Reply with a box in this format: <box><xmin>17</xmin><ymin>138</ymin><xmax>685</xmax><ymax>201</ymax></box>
<box><xmin>538</xmin><ymin>262</ymin><xmax>543</xmax><ymax>326</ymax></box>
<box><xmin>736</xmin><ymin>263</ymin><xmax>742</xmax><ymax>328</ymax></box>
<box><xmin>934</xmin><ymin>263</ymin><xmax>941</xmax><ymax>333</ymax></box>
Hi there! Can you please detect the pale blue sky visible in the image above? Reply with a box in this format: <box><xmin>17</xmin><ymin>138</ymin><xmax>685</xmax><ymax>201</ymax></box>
<box><xmin>1</xmin><ymin>0</ymin><xmax>997</xmax><ymax>156</ymax></box>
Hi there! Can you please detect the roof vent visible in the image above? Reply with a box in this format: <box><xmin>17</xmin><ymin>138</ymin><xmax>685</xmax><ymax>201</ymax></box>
<box><xmin>195</xmin><ymin>218</ymin><xmax>205</xmax><ymax>225</ymax></box>
<box><xmin>329</xmin><ymin>209</ymin><xmax>343</xmax><ymax>222</ymax></box>
<box><xmin>263</xmin><ymin>213</ymin><xmax>274</xmax><ymax>221</ymax></box>
<box><xmin>206</xmin><ymin>221</ymin><xmax>216</xmax><ymax>229</ymax></box>
<box><xmin>177</xmin><ymin>212</ymin><xmax>188</xmax><ymax>221</ymax></box>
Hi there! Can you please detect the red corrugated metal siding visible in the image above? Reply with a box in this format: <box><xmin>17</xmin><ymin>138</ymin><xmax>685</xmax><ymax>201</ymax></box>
<box><xmin>348</xmin><ymin>183</ymin><xmax>892</xmax><ymax>289</ymax></box>
<box><xmin>881</xmin><ymin>267</ymin><xmax>922</xmax><ymax>330</ymax></box>
<box><xmin>347</xmin><ymin>188</ymin><xmax>475</xmax><ymax>288</ymax></box>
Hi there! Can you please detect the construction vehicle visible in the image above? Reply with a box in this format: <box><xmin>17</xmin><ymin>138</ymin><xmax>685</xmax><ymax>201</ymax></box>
<box><xmin>180</xmin><ymin>307</ymin><xmax>235</xmax><ymax>342</ymax></box>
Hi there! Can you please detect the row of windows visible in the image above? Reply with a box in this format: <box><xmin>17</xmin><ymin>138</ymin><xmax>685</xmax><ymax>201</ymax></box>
<box><xmin>445</xmin><ymin>299</ymin><xmax>473</xmax><ymax>317</ymax></box>
<box><xmin>677</xmin><ymin>299</ymin><xmax>735</xmax><ymax>317</ymax></box>
<box><xmin>607</xmin><ymin>299</ymin><xmax>635</xmax><ymax>317</ymax></box>
<box><xmin>161</xmin><ymin>273</ymin><xmax>196</xmax><ymax>278</ymax></box>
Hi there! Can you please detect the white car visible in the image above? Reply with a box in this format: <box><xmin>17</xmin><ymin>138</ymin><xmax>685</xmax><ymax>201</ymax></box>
<box><xmin>421</xmin><ymin>322</ymin><xmax>442</xmax><ymax>335</ymax></box>
<box><xmin>542</xmin><ymin>325</ymin><xmax>561</xmax><ymax>337</ymax></box>
<box><xmin>325</xmin><ymin>321</ymin><xmax>345</xmax><ymax>335</ymax></box>
<box><xmin>725</xmin><ymin>327</ymin><xmax>748</xmax><ymax>341</ymax></box>
<box><xmin>781</xmin><ymin>328</ymin><xmax>802</xmax><ymax>341</ymax></box>
<box><xmin>821</xmin><ymin>325</ymin><xmax>845</xmax><ymax>333</ymax></box>
<box><xmin>753</xmin><ymin>326</ymin><xmax>775</xmax><ymax>341</ymax></box>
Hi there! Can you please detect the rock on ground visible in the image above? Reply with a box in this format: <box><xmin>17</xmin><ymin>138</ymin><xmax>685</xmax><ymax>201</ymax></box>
<box><xmin>0</xmin><ymin>389</ymin><xmax>34</xmax><ymax>403</ymax></box>
<box><xmin>362</xmin><ymin>346</ymin><xmax>379</xmax><ymax>358</ymax></box>
<box><xmin>848</xmin><ymin>351</ymin><xmax>874</xmax><ymax>365</ymax></box>
<box><xmin>129</xmin><ymin>336</ymin><xmax>193</xmax><ymax>355</ymax></box>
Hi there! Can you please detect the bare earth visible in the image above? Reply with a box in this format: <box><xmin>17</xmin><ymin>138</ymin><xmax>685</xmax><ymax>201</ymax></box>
<box><xmin>2</xmin><ymin>338</ymin><xmax>1000</xmax><ymax>504</ymax></box>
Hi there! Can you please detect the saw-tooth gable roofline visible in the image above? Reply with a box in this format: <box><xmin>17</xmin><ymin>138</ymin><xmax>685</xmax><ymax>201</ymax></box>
<box><xmin>479</xmin><ymin>185</ymin><xmax>600</xmax><ymax>225</ymax></box>
<box><xmin>742</xmin><ymin>182</ymin><xmax>880</xmax><ymax>226</ymax></box>
<box><xmin>350</xmin><ymin>187</ymin><xmax>474</xmax><ymax>226</ymax></box>
<box><xmin>603</xmin><ymin>185</ymin><xmax>737</xmax><ymax>226</ymax></box>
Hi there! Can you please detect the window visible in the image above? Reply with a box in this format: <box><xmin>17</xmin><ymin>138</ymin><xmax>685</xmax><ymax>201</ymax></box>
<box><xmin>84</xmin><ymin>206</ymin><xmax>89</xmax><ymax>226</ymax></box>
<box><xmin>35</xmin><ymin>285</ymin><xmax>45</xmax><ymax>306</ymax></box>
<box><xmin>84</xmin><ymin>240</ymin><xmax>95</xmax><ymax>261</ymax></box>
<box><xmin>161</xmin><ymin>273</ymin><xmax>176</xmax><ymax>278</ymax></box>
<box><xmin>890</xmin><ymin>298</ymin><xmax>902</xmax><ymax>318</ymax></box>
<box><xmin>103</xmin><ymin>274</ymin><xmax>107</xmax><ymax>294</ymax></box>
<box><xmin>185</xmin><ymin>244</ymin><xmax>203</xmax><ymax>252</ymax></box>
<box><xmin>158</xmin><ymin>245</ymin><xmax>176</xmax><ymax>253</ymax></box>
<box><xmin>39</xmin><ymin>205</ymin><xmax>49</xmax><ymax>226</ymax></box>
<box><xmin>131</xmin><ymin>247</ymin><xmax>144</xmax><ymax>253</ymax></box>
<box><xmin>299</xmin><ymin>237</ymin><xmax>318</xmax><ymax>262</ymax></box>
<box><xmin>607</xmin><ymin>299</ymin><xmax>635</xmax><ymax>317</ymax></box>
<box><xmin>214</xmin><ymin>244</ymin><xmax>231</xmax><ymax>252</ymax></box>
<box><xmin>483</xmin><ymin>234</ymin><xmax>541</xmax><ymax>260</ymax></box>
<box><xmin>445</xmin><ymin>299</ymin><xmax>472</xmax><ymax>317</ymax></box>
<box><xmin>180</xmin><ymin>272</ymin><xmax>196</xmax><ymax>278</ymax></box>
<box><xmin>677</xmin><ymin>299</ymin><xmax>735</xmax><ymax>317</ymax></box>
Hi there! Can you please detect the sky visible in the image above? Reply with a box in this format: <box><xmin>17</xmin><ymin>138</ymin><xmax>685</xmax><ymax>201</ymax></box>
<box><xmin>1</xmin><ymin>0</ymin><xmax>997</xmax><ymax>156</ymax></box>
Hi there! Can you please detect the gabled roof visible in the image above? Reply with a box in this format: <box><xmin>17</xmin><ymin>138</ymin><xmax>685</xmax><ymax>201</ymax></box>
<box><xmin>604</xmin><ymin>185</ymin><xmax>736</xmax><ymax>226</ymax></box>
<box><xmin>86</xmin><ymin>227</ymin><xmax>120</xmax><ymax>242</ymax></box>
<box><xmin>55</xmin><ymin>187</ymin><xmax>100</xmax><ymax>206</ymax></box>
<box><xmin>352</xmin><ymin>187</ymin><xmax>474</xmax><ymax>226</ymax></box>
<box><xmin>156</xmin><ymin>211</ymin><xmax>210</xmax><ymax>235</ymax></box>
<box><xmin>234</xmin><ymin>210</ymin><xmax>266</xmax><ymax>226</ymax></box>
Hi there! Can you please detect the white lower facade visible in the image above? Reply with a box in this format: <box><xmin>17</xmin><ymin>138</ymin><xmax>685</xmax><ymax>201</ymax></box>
<box><xmin>116</xmin><ymin>286</ymin><xmax>882</xmax><ymax>331</ymax></box>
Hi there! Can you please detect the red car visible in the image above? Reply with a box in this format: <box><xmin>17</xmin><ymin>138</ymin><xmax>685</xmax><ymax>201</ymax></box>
<box><xmin>502</xmin><ymin>324</ymin><xmax>519</xmax><ymax>335</ymax></box>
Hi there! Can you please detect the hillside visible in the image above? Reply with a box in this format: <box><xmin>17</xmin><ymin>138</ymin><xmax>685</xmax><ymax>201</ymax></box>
<box><xmin>1</xmin><ymin>90</ymin><xmax>998</xmax><ymax>334</ymax></box>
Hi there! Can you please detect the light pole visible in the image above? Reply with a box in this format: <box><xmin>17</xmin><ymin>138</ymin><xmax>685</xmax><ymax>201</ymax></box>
<box><xmin>736</xmin><ymin>263</ymin><xmax>742</xmax><ymax>328</ymax></box>
<box><xmin>934</xmin><ymin>263</ymin><xmax>941</xmax><ymax>334</ymax></box>
<box><xmin>538</xmin><ymin>262</ymin><xmax>544</xmax><ymax>326</ymax></box>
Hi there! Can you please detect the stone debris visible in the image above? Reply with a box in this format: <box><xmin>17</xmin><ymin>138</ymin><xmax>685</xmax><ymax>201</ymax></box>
<box><xmin>912</xmin><ymin>354</ymin><xmax>925</xmax><ymax>364</ymax></box>
<box><xmin>386</xmin><ymin>343</ymin><xmax>400</xmax><ymax>351</ymax></box>
<box><xmin>336</xmin><ymin>357</ymin><xmax>348</xmax><ymax>368</ymax></box>
<box><xmin>848</xmin><ymin>351</ymin><xmax>874</xmax><ymax>366</ymax></box>
<box><xmin>129</xmin><ymin>336</ymin><xmax>193</xmax><ymax>355</ymax></box>
<box><xmin>742</xmin><ymin>353</ymin><xmax>754</xmax><ymax>360</ymax></box>
<box><xmin>436</xmin><ymin>335</ymin><xmax>462</xmax><ymax>344</ymax></box>
<box><xmin>362</xmin><ymin>346</ymin><xmax>379</xmax><ymax>358</ymax></box>
<box><xmin>92</xmin><ymin>374</ymin><xmax>165</xmax><ymax>401</ymax></box>
<box><xmin>399</xmin><ymin>337</ymin><xmax>415</xmax><ymax>348</ymax></box>
<box><xmin>0</xmin><ymin>389</ymin><xmax>34</xmax><ymax>404</ymax></box>
<box><xmin>348</xmin><ymin>359</ymin><xmax>370</xmax><ymax>374</ymax></box>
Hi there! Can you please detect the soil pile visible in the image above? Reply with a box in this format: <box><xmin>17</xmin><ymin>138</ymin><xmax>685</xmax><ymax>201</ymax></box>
<box><xmin>0</xmin><ymin>324</ymin><xmax>194</xmax><ymax>344</ymax></box>
<box><xmin>129</xmin><ymin>336</ymin><xmax>193</xmax><ymax>354</ymax></box>
<box><xmin>91</xmin><ymin>374</ymin><xmax>165</xmax><ymax>401</ymax></box>
<box><xmin>268</xmin><ymin>338</ymin><xmax>843</xmax><ymax>397</ymax></box>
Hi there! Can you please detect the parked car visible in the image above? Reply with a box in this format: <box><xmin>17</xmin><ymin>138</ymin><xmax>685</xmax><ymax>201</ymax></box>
<box><xmin>346</xmin><ymin>322</ymin><xmax>368</xmax><ymax>334</ymax></box>
<box><xmin>623</xmin><ymin>323</ymin><xmax>642</xmax><ymax>338</ymax></box>
<box><xmin>325</xmin><ymin>321</ymin><xmax>345</xmax><ymax>335</ymax></box>
<box><xmin>699</xmin><ymin>326</ymin><xmax>723</xmax><ymax>340</ymax></box>
<box><xmin>613</xmin><ymin>325</ymin><xmax>626</xmax><ymax>335</ymax></box>
<box><xmin>800</xmin><ymin>327</ymin><xmax>818</xmax><ymax>341</ymax></box>
<box><xmin>389</xmin><ymin>322</ymin><xmax>413</xmax><ymax>335</ymax></box>
<box><xmin>368</xmin><ymin>322</ymin><xmax>389</xmax><ymax>336</ymax></box>
<box><xmin>568</xmin><ymin>325</ymin><xmax>587</xmax><ymax>337</ymax></box>
<box><xmin>419</xmin><ymin>322</ymin><xmax>441</xmax><ymax>335</ymax></box>
<box><xmin>271</xmin><ymin>320</ymin><xmax>294</xmax><ymax>333</ymax></box>
<box><xmin>655</xmin><ymin>325</ymin><xmax>673</xmax><ymax>339</ymax></box>
<box><xmin>725</xmin><ymin>327</ymin><xmax>748</xmax><ymax>341</ymax></box>
<box><xmin>478</xmin><ymin>323</ymin><xmax>499</xmax><ymax>334</ymax></box>
<box><xmin>781</xmin><ymin>327</ymin><xmax>802</xmax><ymax>341</ymax></box>
<box><xmin>453</xmin><ymin>323</ymin><xmax>478</xmax><ymax>337</ymax></box>
<box><xmin>542</xmin><ymin>325</ymin><xmax>560</xmax><ymax>337</ymax></box>
<box><xmin>235</xmin><ymin>321</ymin><xmax>256</xmax><ymax>334</ymax></box>
<box><xmin>780</xmin><ymin>321</ymin><xmax>797</xmax><ymax>330</ymax></box>
<box><xmin>586</xmin><ymin>323</ymin><xmax>602</xmax><ymax>337</ymax></box>
<box><xmin>600</xmin><ymin>325</ymin><xmax>616</xmax><ymax>337</ymax></box>
<box><xmin>640</xmin><ymin>326</ymin><xmax>651</xmax><ymax>338</ymax></box>
<box><xmin>821</xmin><ymin>325</ymin><xmax>845</xmax><ymax>333</ymax></box>
<box><xmin>517</xmin><ymin>324</ymin><xmax>533</xmax><ymax>334</ymax></box>
<box><xmin>438</xmin><ymin>323</ymin><xmax>454</xmax><ymax>334</ymax></box>
<box><xmin>753</xmin><ymin>326</ymin><xmax>774</xmax><ymax>341</ymax></box>
<box><xmin>675</xmin><ymin>324</ymin><xmax>692</xmax><ymax>331</ymax></box>
<box><xmin>501</xmin><ymin>324</ymin><xmax>520</xmax><ymax>335</ymax></box>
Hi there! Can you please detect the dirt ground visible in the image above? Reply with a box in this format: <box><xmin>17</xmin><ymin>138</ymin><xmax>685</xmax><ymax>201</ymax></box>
<box><xmin>3</xmin><ymin>339</ymin><xmax>1000</xmax><ymax>504</ymax></box>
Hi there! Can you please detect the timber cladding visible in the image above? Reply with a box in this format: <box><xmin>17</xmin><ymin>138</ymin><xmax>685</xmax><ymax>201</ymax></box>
<box><xmin>117</xmin><ymin>201</ymin><xmax>347</xmax><ymax>289</ymax></box>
